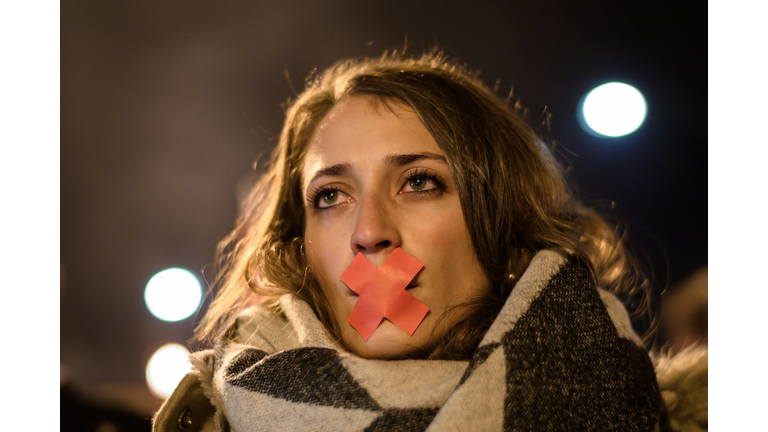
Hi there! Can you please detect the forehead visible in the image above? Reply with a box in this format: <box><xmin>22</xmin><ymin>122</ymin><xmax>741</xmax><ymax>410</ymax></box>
<box><xmin>302</xmin><ymin>96</ymin><xmax>443</xmax><ymax>183</ymax></box>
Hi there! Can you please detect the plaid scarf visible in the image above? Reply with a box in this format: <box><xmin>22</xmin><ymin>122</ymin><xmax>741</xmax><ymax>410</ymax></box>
<box><xmin>192</xmin><ymin>249</ymin><xmax>660</xmax><ymax>431</ymax></box>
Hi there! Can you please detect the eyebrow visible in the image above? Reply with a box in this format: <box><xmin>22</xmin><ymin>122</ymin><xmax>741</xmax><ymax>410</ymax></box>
<box><xmin>385</xmin><ymin>152</ymin><xmax>447</xmax><ymax>166</ymax></box>
<box><xmin>305</xmin><ymin>152</ymin><xmax>447</xmax><ymax>189</ymax></box>
<box><xmin>307</xmin><ymin>163</ymin><xmax>352</xmax><ymax>187</ymax></box>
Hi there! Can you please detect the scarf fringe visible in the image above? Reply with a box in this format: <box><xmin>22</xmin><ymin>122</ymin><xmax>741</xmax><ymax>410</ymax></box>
<box><xmin>651</xmin><ymin>344</ymin><xmax>708</xmax><ymax>432</ymax></box>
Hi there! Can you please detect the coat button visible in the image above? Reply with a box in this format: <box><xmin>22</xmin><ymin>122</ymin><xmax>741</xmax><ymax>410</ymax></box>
<box><xmin>177</xmin><ymin>408</ymin><xmax>193</xmax><ymax>429</ymax></box>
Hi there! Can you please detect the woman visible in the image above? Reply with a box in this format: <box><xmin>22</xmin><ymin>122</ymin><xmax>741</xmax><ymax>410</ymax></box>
<box><xmin>153</xmin><ymin>51</ymin><xmax>664</xmax><ymax>431</ymax></box>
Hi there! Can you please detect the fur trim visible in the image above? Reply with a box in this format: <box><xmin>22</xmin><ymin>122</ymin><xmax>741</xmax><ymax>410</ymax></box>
<box><xmin>652</xmin><ymin>344</ymin><xmax>708</xmax><ymax>432</ymax></box>
<box><xmin>190</xmin><ymin>350</ymin><xmax>230</xmax><ymax>432</ymax></box>
<box><xmin>189</xmin><ymin>350</ymin><xmax>216</xmax><ymax>403</ymax></box>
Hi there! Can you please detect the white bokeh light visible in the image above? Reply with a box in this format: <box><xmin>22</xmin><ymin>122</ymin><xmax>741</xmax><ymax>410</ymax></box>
<box><xmin>146</xmin><ymin>343</ymin><xmax>191</xmax><ymax>399</ymax></box>
<box><xmin>144</xmin><ymin>268</ymin><xmax>202</xmax><ymax>322</ymax></box>
<box><xmin>581</xmin><ymin>82</ymin><xmax>647</xmax><ymax>138</ymax></box>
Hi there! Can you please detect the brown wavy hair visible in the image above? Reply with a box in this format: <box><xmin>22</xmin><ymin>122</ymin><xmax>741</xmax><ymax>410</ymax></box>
<box><xmin>194</xmin><ymin>50</ymin><xmax>652</xmax><ymax>359</ymax></box>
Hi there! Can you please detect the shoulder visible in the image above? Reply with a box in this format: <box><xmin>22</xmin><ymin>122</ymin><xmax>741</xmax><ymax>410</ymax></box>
<box><xmin>152</xmin><ymin>303</ymin><xmax>297</xmax><ymax>432</ymax></box>
<box><xmin>229</xmin><ymin>302</ymin><xmax>301</xmax><ymax>352</ymax></box>
<box><xmin>152</xmin><ymin>369</ymin><xmax>221</xmax><ymax>432</ymax></box>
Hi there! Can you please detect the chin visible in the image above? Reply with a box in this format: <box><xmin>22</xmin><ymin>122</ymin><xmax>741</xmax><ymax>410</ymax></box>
<box><xmin>343</xmin><ymin>320</ymin><xmax>432</xmax><ymax>360</ymax></box>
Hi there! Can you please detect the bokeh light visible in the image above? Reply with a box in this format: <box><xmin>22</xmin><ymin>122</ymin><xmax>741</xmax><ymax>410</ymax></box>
<box><xmin>145</xmin><ymin>343</ymin><xmax>191</xmax><ymax>399</ymax></box>
<box><xmin>580</xmin><ymin>82</ymin><xmax>647</xmax><ymax>138</ymax></box>
<box><xmin>144</xmin><ymin>268</ymin><xmax>202</xmax><ymax>322</ymax></box>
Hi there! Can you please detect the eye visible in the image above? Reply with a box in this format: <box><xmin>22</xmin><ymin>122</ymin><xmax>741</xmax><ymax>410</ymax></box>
<box><xmin>409</xmin><ymin>176</ymin><xmax>429</xmax><ymax>191</ymax></box>
<box><xmin>321</xmin><ymin>190</ymin><xmax>338</xmax><ymax>205</ymax></box>
<box><xmin>399</xmin><ymin>169</ymin><xmax>445</xmax><ymax>195</ymax></box>
<box><xmin>311</xmin><ymin>187</ymin><xmax>353</xmax><ymax>209</ymax></box>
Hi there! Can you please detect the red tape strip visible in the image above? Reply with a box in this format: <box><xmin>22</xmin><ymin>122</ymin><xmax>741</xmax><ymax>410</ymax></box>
<box><xmin>340</xmin><ymin>248</ymin><xmax>429</xmax><ymax>341</ymax></box>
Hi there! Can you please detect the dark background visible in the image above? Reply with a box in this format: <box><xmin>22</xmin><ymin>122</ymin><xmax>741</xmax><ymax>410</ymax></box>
<box><xmin>60</xmin><ymin>0</ymin><xmax>706</xmax><ymax>411</ymax></box>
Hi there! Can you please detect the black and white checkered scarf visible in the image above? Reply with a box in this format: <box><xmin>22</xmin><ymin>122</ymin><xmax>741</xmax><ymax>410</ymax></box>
<box><xmin>191</xmin><ymin>249</ymin><xmax>660</xmax><ymax>431</ymax></box>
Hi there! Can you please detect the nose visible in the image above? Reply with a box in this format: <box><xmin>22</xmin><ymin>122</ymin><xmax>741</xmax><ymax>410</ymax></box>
<box><xmin>350</xmin><ymin>194</ymin><xmax>401</xmax><ymax>256</ymax></box>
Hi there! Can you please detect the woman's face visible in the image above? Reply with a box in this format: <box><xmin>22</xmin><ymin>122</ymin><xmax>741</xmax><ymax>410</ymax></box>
<box><xmin>302</xmin><ymin>95</ymin><xmax>491</xmax><ymax>359</ymax></box>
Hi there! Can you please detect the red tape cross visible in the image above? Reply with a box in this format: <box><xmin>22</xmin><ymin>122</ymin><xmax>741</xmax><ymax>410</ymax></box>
<box><xmin>340</xmin><ymin>248</ymin><xmax>429</xmax><ymax>341</ymax></box>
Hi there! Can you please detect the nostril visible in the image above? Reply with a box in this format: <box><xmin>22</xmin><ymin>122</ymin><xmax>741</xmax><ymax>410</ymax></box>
<box><xmin>377</xmin><ymin>240</ymin><xmax>391</xmax><ymax>248</ymax></box>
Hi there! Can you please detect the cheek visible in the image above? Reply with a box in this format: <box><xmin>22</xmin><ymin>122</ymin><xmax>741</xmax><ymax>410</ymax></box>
<box><xmin>412</xmin><ymin>202</ymin><xmax>489</xmax><ymax>296</ymax></box>
<box><xmin>305</xmin><ymin>227</ymin><xmax>345</xmax><ymax>298</ymax></box>
<box><xmin>305</xmin><ymin>232</ymin><xmax>357</xmax><ymax>332</ymax></box>
<box><xmin>305</xmin><ymin>237</ymin><xmax>329</xmax><ymax>286</ymax></box>
<box><xmin>412</xmin><ymin>202</ymin><xmax>471</xmax><ymax>255</ymax></box>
